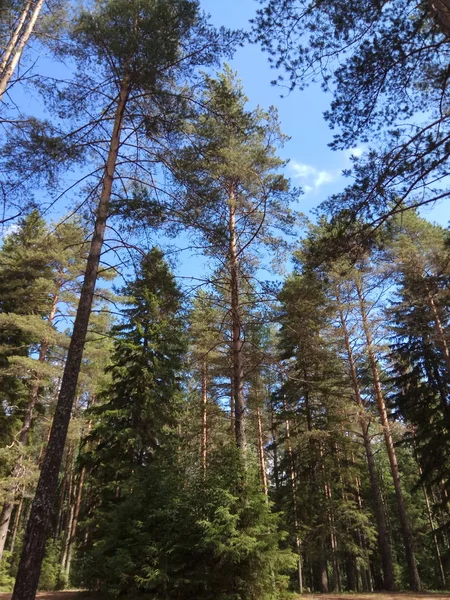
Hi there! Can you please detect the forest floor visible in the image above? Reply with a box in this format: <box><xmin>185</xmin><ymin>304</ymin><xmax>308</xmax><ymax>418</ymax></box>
<box><xmin>300</xmin><ymin>592</ymin><xmax>450</xmax><ymax>600</ymax></box>
<box><xmin>2</xmin><ymin>593</ymin><xmax>450</xmax><ymax>600</ymax></box>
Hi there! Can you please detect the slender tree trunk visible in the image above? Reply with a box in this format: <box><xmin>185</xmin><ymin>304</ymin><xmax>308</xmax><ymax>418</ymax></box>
<box><xmin>355</xmin><ymin>475</ymin><xmax>373</xmax><ymax>592</ymax></box>
<box><xmin>270</xmin><ymin>394</ymin><xmax>280</xmax><ymax>492</ymax></box>
<box><xmin>201</xmin><ymin>359</ymin><xmax>208</xmax><ymax>478</ymax></box>
<box><xmin>256</xmin><ymin>406</ymin><xmax>268</xmax><ymax>496</ymax></box>
<box><xmin>426</xmin><ymin>291</ymin><xmax>450</xmax><ymax>427</ymax></box>
<box><xmin>0</xmin><ymin>294</ymin><xmax>59</xmax><ymax>561</ymax></box>
<box><xmin>8</xmin><ymin>496</ymin><xmax>23</xmax><ymax>556</ymax></box>
<box><xmin>283</xmin><ymin>395</ymin><xmax>303</xmax><ymax>593</ymax></box>
<box><xmin>335</xmin><ymin>284</ymin><xmax>395</xmax><ymax>591</ymax></box>
<box><xmin>228</xmin><ymin>190</ymin><xmax>245</xmax><ymax>453</ymax></box>
<box><xmin>0</xmin><ymin>0</ymin><xmax>45</xmax><ymax>101</ymax></box>
<box><xmin>63</xmin><ymin>464</ymin><xmax>86</xmax><ymax>579</ymax></box>
<box><xmin>413</xmin><ymin>447</ymin><xmax>447</xmax><ymax>588</ymax></box>
<box><xmin>11</xmin><ymin>76</ymin><xmax>130</xmax><ymax>600</ymax></box>
<box><xmin>356</xmin><ymin>280</ymin><xmax>421</xmax><ymax>591</ymax></box>
<box><xmin>0</xmin><ymin>0</ymin><xmax>34</xmax><ymax>76</ymax></box>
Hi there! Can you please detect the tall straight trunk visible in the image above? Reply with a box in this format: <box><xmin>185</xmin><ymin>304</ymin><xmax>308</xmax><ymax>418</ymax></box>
<box><xmin>256</xmin><ymin>406</ymin><xmax>268</xmax><ymax>496</ymax></box>
<box><xmin>230</xmin><ymin>374</ymin><xmax>235</xmax><ymax>433</ymax></box>
<box><xmin>55</xmin><ymin>443</ymin><xmax>74</xmax><ymax>541</ymax></box>
<box><xmin>270</xmin><ymin>396</ymin><xmax>280</xmax><ymax>492</ymax></box>
<box><xmin>0</xmin><ymin>293</ymin><xmax>58</xmax><ymax>561</ymax></box>
<box><xmin>12</xmin><ymin>76</ymin><xmax>130</xmax><ymax>600</ymax></box>
<box><xmin>427</xmin><ymin>291</ymin><xmax>450</xmax><ymax>427</ymax></box>
<box><xmin>335</xmin><ymin>284</ymin><xmax>395</xmax><ymax>591</ymax></box>
<box><xmin>355</xmin><ymin>475</ymin><xmax>373</xmax><ymax>592</ymax></box>
<box><xmin>282</xmin><ymin>395</ymin><xmax>303</xmax><ymax>593</ymax></box>
<box><xmin>356</xmin><ymin>280</ymin><xmax>421</xmax><ymax>591</ymax></box>
<box><xmin>414</xmin><ymin>448</ymin><xmax>447</xmax><ymax>588</ymax></box>
<box><xmin>8</xmin><ymin>496</ymin><xmax>23</xmax><ymax>556</ymax></box>
<box><xmin>228</xmin><ymin>190</ymin><xmax>245</xmax><ymax>453</ymax></box>
<box><xmin>201</xmin><ymin>359</ymin><xmax>208</xmax><ymax>478</ymax></box>
<box><xmin>319</xmin><ymin>444</ymin><xmax>341</xmax><ymax>592</ymax></box>
<box><xmin>63</xmin><ymin>464</ymin><xmax>86</xmax><ymax>579</ymax></box>
<box><xmin>0</xmin><ymin>0</ymin><xmax>45</xmax><ymax>101</ymax></box>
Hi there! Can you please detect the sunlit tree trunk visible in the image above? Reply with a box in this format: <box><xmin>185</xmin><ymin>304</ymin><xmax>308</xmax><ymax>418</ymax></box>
<box><xmin>229</xmin><ymin>189</ymin><xmax>245</xmax><ymax>454</ymax></box>
<box><xmin>0</xmin><ymin>0</ymin><xmax>45</xmax><ymax>101</ymax></box>
<box><xmin>201</xmin><ymin>359</ymin><xmax>208</xmax><ymax>478</ymax></box>
<box><xmin>282</xmin><ymin>395</ymin><xmax>303</xmax><ymax>593</ymax></box>
<box><xmin>12</xmin><ymin>76</ymin><xmax>130</xmax><ymax>600</ymax></box>
<box><xmin>256</xmin><ymin>406</ymin><xmax>268</xmax><ymax>496</ymax></box>
<box><xmin>335</xmin><ymin>283</ymin><xmax>395</xmax><ymax>591</ymax></box>
<box><xmin>356</xmin><ymin>280</ymin><xmax>421</xmax><ymax>591</ymax></box>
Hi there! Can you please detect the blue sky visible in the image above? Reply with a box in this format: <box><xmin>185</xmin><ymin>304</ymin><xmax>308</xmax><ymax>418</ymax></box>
<box><xmin>201</xmin><ymin>0</ymin><xmax>448</xmax><ymax>228</ymax></box>
<box><xmin>3</xmin><ymin>0</ymin><xmax>447</xmax><ymax>285</ymax></box>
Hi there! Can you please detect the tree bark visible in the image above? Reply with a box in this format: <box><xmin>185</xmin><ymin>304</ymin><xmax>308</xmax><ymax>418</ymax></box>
<box><xmin>335</xmin><ymin>283</ymin><xmax>395</xmax><ymax>591</ymax></box>
<box><xmin>228</xmin><ymin>190</ymin><xmax>245</xmax><ymax>454</ymax></box>
<box><xmin>8</xmin><ymin>496</ymin><xmax>23</xmax><ymax>556</ymax></box>
<box><xmin>256</xmin><ymin>406</ymin><xmax>268</xmax><ymax>496</ymax></box>
<box><xmin>201</xmin><ymin>359</ymin><xmax>208</xmax><ymax>478</ymax></box>
<box><xmin>0</xmin><ymin>0</ymin><xmax>45</xmax><ymax>101</ymax></box>
<box><xmin>356</xmin><ymin>279</ymin><xmax>421</xmax><ymax>591</ymax></box>
<box><xmin>11</xmin><ymin>76</ymin><xmax>130</xmax><ymax>600</ymax></box>
<box><xmin>282</xmin><ymin>395</ymin><xmax>303</xmax><ymax>594</ymax></box>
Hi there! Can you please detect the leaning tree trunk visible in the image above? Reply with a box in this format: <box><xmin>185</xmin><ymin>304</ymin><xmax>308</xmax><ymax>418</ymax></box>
<box><xmin>0</xmin><ymin>0</ymin><xmax>45</xmax><ymax>101</ymax></box>
<box><xmin>11</xmin><ymin>76</ymin><xmax>130</xmax><ymax>600</ymax></box>
<box><xmin>335</xmin><ymin>284</ymin><xmax>395</xmax><ymax>591</ymax></box>
<box><xmin>228</xmin><ymin>189</ymin><xmax>246</xmax><ymax>454</ymax></box>
<box><xmin>356</xmin><ymin>280</ymin><xmax>421</xmax><ymax>592</ymax></box>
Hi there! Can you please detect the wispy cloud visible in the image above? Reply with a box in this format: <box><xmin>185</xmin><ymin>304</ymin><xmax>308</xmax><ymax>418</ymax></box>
<box><xmin>0</xmin><ymin>224</ymin><xmax>19</xmax><ymax>240</ymax></box>
<box><xmin>345</xmin><ymin>146</ymin><xmax>365</xmax><ymax>159</ymax></box>
<box><xmin>290</xmin><ymin>160</ymin><xmax>338</xmax><ymax>194</ymax></box>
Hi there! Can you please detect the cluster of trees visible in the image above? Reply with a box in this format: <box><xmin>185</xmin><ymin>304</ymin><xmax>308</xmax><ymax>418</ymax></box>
<box><xmin>0</xmin><ymin>0</ymin><xmax>449</xmax><ymax>598</ymax></box>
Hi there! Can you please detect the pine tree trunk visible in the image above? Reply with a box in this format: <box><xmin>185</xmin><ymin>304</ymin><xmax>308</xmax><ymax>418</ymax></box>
<box><xmin>11</xmin><ymin>76</ymin><xmax>130</xmax><ymax>600</ymax></box>
<box><xmin>256</xmin><ymin>406</ymin><xmax>268</xmax><ymax>496</ymax></box>
<box><xmin>270</xmin><ymin>397</ymin><xmax>280</xmax><ymax>492</ymax></box>
<box><xmin>356</xmin><ymin>280</ymin><xmax>421</xmax><ymax>591</ymax></box>
<box><xmin>63</xmin><ymin>464</ymin><xmax>86</xmax><ymax>579</ymax></box>
<box><xmin>228</xmin><ymin>190</ymin><xmax>245</xmax><ymax>453</ymax></box>
<box><xmin>282</xmin><ymin>396</ymin><xmax>303</xmax><ymax>594</ymax></box>
<box><xmin>335</xmin><ymin>284</ymin><xmax>395</xmax><ymax>591</ymax></box>
<box><xmin>426</xmin><ymin>291</ymin><xmax>450</xmax><ymax>427</ymax></box>
<box><xmin>201</xmin><ymin>359</ymin><xmax>208</xmax><ymax>478</ymax></box>
<box><xmin>0</xmin><ymin>0</ymin><xmax>45</xmax><ymax>101</ymax></box>
<box><xmin>8</xmin><ymin>496</ymin><xmax>23</xmax><ymax>556</ymax></box>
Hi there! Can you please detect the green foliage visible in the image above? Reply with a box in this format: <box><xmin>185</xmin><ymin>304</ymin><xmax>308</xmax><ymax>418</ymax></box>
<box><xmin>81</xmin><ymin>445</ymin><xmax>294</xmax><ymax>600</ymax></box>
<box><xmin>0</xmin><ymin>551</ymin><xmax>14</xmax><ymax>591</ymax></box>
<box><xmin>38</xmin><ymin>540</ymin><xmax>62</xmax><ymax>591</ymax></box>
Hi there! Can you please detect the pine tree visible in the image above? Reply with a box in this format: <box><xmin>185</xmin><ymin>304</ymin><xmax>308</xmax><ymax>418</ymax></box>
<box><xmin>10</xmin><ymin>2</ymin><xmax>231</xmax><ymax>596</ymax></box>
<box><xmin>171</xmin><ymin>67</ymin><xmax>297</xmax><ymax>454</ymax></box>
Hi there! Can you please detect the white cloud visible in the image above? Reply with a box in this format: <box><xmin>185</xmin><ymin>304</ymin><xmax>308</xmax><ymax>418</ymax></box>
<box><xmin>289</xmin><ymin>160</ymin><xmax>338</xmax><ymax>194</ymax></box>
<box><xmin>0</xmin><ymin>224</ymin><xmax>19</xmax><ymax>240</ymax></box>
<box><xmin>345</xmin><ymin>146</ymin><xmax>365</xmax><ymax>159</ymax></box>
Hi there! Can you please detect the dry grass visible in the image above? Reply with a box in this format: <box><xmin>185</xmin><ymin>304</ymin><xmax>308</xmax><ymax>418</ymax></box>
<box><xmin>2</xmin><ymin>592</ymin><xmax>450</xmax><ymax>600</ymax></box>
<box><xmin>299</xmin><ymin>595</ymin><xmax>450</xmax><ymax>600</ymax></box>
